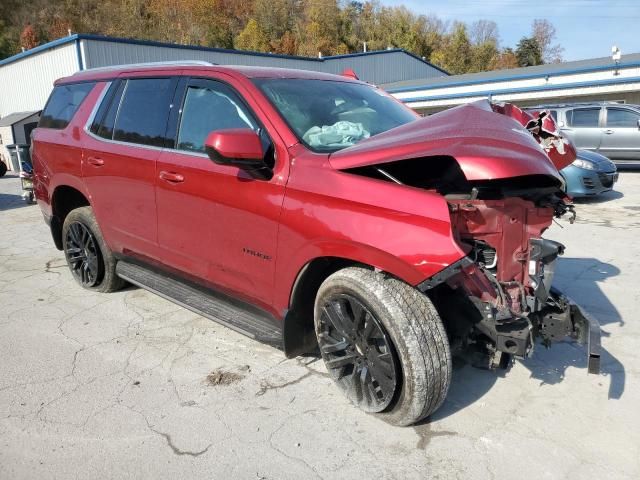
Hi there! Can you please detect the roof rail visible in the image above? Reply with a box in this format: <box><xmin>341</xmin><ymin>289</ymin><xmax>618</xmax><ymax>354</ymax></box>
<box><xmin>75</xmin><ymin>60</ymin><xmax>216</xmax><ymax>74</ymax></box>
<box><xmin>525</xmin><ymin>100</ymin><xmax>627</xmax><ymax>109</ymax></box>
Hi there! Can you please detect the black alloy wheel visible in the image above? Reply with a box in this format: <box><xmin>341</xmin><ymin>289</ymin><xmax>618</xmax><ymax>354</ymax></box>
<box><xmin>317</xmin><ymin>293</ymin><xmax>398</xmax><ymax>412</ymax></box>
<box><xmin>64</xmin><ymin>221</ymin><xmax>103</xmax><ymax>287</ymax></box>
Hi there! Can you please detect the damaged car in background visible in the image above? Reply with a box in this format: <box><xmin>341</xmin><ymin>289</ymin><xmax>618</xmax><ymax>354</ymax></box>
<box><xmin>33</xmin><ymin>66</ymin><xmax>601</xmax><ymax>426</ymax></box>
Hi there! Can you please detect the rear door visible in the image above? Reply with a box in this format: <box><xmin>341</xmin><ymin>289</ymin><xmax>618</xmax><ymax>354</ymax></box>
<box><xmin>563</xmin><ymin>107</ymin><xmax>603</xmax><ymax>151</ymax></box>
<box><xmin>83</xmin><ymin>75</ymin><xmax>178</xmax><ymax>256</ymax></box>
<box><xmin>600</xmin><ymin>107</ymin><xmax>640</xmax><ymax>160</ymax></box>
<box><xmin>155</xmin><ymin>75</ymin><xmax>287</xmax><ymax>310</ymax></box>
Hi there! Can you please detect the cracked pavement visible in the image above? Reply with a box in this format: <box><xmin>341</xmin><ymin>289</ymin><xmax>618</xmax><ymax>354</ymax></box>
<box><xmin>1</xmin><ymin>173</ymin><xmax>639</xmax><ymax>479</ymax></box>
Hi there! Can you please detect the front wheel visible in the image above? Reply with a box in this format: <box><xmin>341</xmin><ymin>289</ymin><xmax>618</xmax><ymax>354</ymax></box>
<box><xmin>314</xmin><ymin>267</ymin><xmax>452</xmax><ymax>426</ymax></box>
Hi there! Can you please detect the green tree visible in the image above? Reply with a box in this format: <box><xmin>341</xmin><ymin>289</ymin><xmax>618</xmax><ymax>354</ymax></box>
<box><xmin>235</xmin><ymin>18</ymin><xmax>270</xmax><ymax>52</ymax></box>
<box><xmin>515</xmin><ymin>37</ymin><xmax>543</xmax><ymax>67</ymax></box>
<box><xmin>431</xmin><ymin>22</ymin><xmax>472</xmax><ymax>74</ymax></box>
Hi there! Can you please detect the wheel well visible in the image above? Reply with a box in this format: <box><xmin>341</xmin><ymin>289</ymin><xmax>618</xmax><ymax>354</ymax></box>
<box><xmin>283</xmin><ymin>257</ymin><xmax>366</xmax><ymax>358</ymax></box>
<box><xmin>50</xmin><ymin>186</ymin><xmax>90</xmax><ymax>250</ymax></box>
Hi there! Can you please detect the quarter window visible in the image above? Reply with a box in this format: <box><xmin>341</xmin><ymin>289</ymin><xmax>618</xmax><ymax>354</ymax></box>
<box><xmin>39</xmin><ymin>82</ymin><xmax>96</xmax><ymax>129</ymax></box>
<box><xmin>90</xmin><ymin>81</ymin><xmax>125</xmax><ymax>140</ymax></box>
<box><xmin>567</xmin><ymin>108</ymin><xmax>600</xmax><ymax>127</ymax></box>
<box><xmin>113</xmin><ymin>78</ymin><xmax>174</xmax><ymax>147</ymax></box>
<box><xmin>606</xmin><ymin>108</ymin><xmax>640</xmax><ymax>127</ymax></box>
<box><xmin>176</xmin><ymin>81</ymin><xmax>257</xmax><ymax>153</ymax></box>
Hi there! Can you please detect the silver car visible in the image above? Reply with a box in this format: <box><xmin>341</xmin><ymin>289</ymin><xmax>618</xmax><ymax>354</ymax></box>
<box><xmin>527</xmin><ymin>102</ymin><xmax>640</xmax><ymax>165</ymax></box>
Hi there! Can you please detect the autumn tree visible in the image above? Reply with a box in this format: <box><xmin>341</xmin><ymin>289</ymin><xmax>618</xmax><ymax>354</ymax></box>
<box><xmin>236</xmin><ymin>18</ymin><xmax>269</xmax><ymax>52</ymax></box>
<box><xmin>0</xmin><ymin>0</ymin><xmax>564</xmax><ymax>76</ymax></box>
<box><xmin>490</xmin><ymin>47</ymin><xmax>519</xmax><ymax>70</ymax></box>
<box><xmin>532</xmin><ymin>19</ymin><xmax>563</xmax><ymax>63</ymax></box>
<box><xmin>20</xmin><ymin>24</ymin><xmax>39</xmax><ymax>50</ymax></box>
<box><xmin>296</xmin><ymin>0</ymin><xmax>343</xmax><ymax>57</ymax></box>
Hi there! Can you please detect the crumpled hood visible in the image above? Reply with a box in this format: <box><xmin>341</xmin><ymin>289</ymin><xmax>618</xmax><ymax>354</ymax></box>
<box><xmin>329</xmin><ymin>100</ymin><xmax>564</xmax><ymax>182</ymax></box>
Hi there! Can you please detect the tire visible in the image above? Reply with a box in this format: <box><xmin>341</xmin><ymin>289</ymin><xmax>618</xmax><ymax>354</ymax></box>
<box><xmin>62</xmin><ymin>206</ymin><xmax>125</xmax><ymax>293</ymax></box>
<box><xmin>314</xmin><ymin>267</ymin><xmax>451</xmax><ymax>426</ymax></box>
<box><xmin>0</xmin><ymin>161</ymin><xmax>7</xmax><ymax>177</ymax></box>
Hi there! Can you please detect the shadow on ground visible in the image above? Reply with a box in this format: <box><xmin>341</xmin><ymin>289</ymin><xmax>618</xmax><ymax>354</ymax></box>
<box><xmin>0</xmin><ymin>192</ymin><xmax>31</xmax><ymax>211</ymax></box>
<box><xmin>430</xmin><ymin>257</ymin><xmax>625</xmax><ymax>423</ymax></box>
<box><xmin>573</xmin><ymin>189</ymin><xmax>623</xmax><ymax>204</ymax></box>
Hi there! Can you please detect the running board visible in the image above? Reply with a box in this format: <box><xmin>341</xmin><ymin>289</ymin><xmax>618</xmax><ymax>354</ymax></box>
<box><xmin>116</xmin><ymin>261</ymin><xmax>282</xmax><ymax>348</ymax></box>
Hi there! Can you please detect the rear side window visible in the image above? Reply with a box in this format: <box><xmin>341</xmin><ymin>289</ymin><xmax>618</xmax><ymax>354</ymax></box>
<box><xmin>113</xmin><ymin>78</ymin><xmax>175</xmax><ymax>147</ymax></box>
<box><xmin>39</xmin><ymin>82</ymin><xmax>96</xmax><ymax>129</ymax></box>
<box><xmin>566</xmin><ymin>108</ymin><xmax>600</xmax><ymax>127</ymax></box>
<box><xmin>606</xmin><ymin>108</ymin><xmax>640</xmax><ymax>127</ymax></box>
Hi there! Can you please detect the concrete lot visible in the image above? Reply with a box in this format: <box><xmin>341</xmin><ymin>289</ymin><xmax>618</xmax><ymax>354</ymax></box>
<box><xmin>0</xmin><ymin>173</ymin><xmax>638</xmax><ymax>480</ymax></box>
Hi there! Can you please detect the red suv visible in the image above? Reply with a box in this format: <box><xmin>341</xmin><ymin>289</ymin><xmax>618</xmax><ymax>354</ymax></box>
<box><xmin>32</xmin><ymin>62</ymin><xmax>600</xmax><ymax>426</ymax></box>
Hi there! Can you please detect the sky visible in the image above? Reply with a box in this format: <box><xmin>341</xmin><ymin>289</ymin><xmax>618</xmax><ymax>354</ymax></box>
<box><xmin>380</xmin><ymin>0</ymin><xmax>640</xmax><ymax>61</ymax></box>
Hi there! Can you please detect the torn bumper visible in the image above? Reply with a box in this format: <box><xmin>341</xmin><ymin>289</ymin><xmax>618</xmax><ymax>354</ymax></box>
<box><xmin>563</xmin><ymin>292</ymin><xmax>602</xmax><ymax>374</ymax></box>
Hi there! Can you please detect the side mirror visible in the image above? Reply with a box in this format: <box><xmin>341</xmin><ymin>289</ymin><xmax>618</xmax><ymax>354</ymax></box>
<box><xmin>204</xmin><ymin>129</ymin><xmax>272</xmax><ymax>180</ymax></box>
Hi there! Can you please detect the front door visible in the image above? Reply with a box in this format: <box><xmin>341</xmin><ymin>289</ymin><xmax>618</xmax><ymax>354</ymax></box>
<box><xmin>600</xmin><ymin>107</ymin><xmax>640</xmax><ymax>161</ymax></box>
<box><xmin>155</xmin><ymin>76</ymin><xmax>287</xmax><ymax>310</ymax></box>
<box><xmin>563</xmin><ymin>107</ymin><xmax>603</xmax><ymax>151</ymax></box>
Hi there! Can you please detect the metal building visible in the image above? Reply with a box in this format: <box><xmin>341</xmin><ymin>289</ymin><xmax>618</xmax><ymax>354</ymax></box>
<box><xmin>383</xmin><ymin>52</ymin><xmax>640</xmax><ymax>114</ymax></box>
<box><xmin>0</xmin><ymin>33</ymin><xmax>448</xmax><ymax>120</ymax></box>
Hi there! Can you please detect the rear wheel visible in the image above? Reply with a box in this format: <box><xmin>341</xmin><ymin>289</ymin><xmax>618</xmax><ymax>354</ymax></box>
<box><xmin>314</xmin><ymin>267</ymin><xmax>451</xmax><ymax>426</ymax></box>
<box><xmin>62</xmin><ymin>207</ymin><xmax>125</xmax><ymax>293</ymax></box>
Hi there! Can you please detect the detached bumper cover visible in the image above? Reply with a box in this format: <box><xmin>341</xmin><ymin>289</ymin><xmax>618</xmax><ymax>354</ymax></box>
<box><xmin>548</xmin><ymin>286</ymin><xmax>601</xmax><ymax>374</ymax></box>
<box><xmin>567</xmin><ymin>296</ymin><xmax>602</xmax><ymax>374</ymax></box>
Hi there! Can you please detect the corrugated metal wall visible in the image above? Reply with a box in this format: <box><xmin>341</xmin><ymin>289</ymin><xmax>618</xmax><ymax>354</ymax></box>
<box><xmin>80</xmin><ymin>39</ymin><xmax>446</xmax><ymax>85</ymax></box>
<box><xmin>0</xmin><ymin>43</ymin><xmax>78</xmax><ymax>118</ymax></box>
<box><xmin>322</xmin><ymin>51</ymin><xmax>446</xmax><ymax>85</ymax></box>
<box><xmin>82</xmin><ymin>39</ymin><xmax>328</xmax><ymax>72</ymax></box>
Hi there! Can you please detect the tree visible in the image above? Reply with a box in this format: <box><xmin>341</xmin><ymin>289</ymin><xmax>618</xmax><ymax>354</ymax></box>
<box><xmin>296</xmin><ymin>0</ymin><xmax>341</xmax><ymax>57</ymax></box>
<box><xmin>19</xmin><ymin>24</ymin><xmax>39</xmax><ymax>50</ymax></box>
<box><xmin>468</xmin><ymin>20</ymin><xmax>499</xmax><ymax>73</ymax></box>
<box><xmin>515</xmin><ymin>37</ymin><xmax>542</xmax><ymax>67</ymax></box>
<box><xmin>235</xmin><ymin>19</ymin><xmax>270</xmax><ymax>52</ymax></box>
<box><xmin>532</xmin><ymin>19</ymin><xmax>563</xmax><ymax>63</ymax></box>
<box><xmin>431</xmin><ymin>22</ymin><xmax>472</xmax><ymax>74</ymax></box>
<box><xmin>490</xmin><ymin>47</ymin><xmax>519</xmax><ymax>70</ymax></box>
<box><xmin>470</xmin><ymin>19</ymin><xmax>499</xmax><ymax>46</ymax></box>
<box><xmin>0</xmin><ymin>19</ymin><xmax>16</xmax><ymax>59</ymax></box>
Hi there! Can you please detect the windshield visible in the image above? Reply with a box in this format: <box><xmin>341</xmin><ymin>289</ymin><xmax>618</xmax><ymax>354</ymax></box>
<box><xmin>253</xmin><ymin>78</ymin><xmax>419</xmax><ymax>152</ymax></box>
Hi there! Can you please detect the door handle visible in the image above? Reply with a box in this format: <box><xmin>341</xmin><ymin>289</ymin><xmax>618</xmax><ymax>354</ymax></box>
<box><xmin>87</xmin><ymin>156</ymin><xmax>104</xmax><ymax>166</ymax></box>
<box><xmin>603</xmin><ymin>129</ymin><xmax>615</xmax><ymax>134</ymax></box>
<box><xmin>159</xmin><ymin>171</ymin><xmax>185</xmax><ymax>183</ymax></box>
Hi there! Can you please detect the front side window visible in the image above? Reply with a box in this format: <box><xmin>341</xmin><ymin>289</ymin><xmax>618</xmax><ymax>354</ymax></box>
<box><xmin>39</xmin><ymin>82</ymin><xmax>96</xmax><ymax>129</ymax></box>
<box><xmin>567</xmin><ymin>108</ymin><xmax>600</xmax><ymax>127</ymax></box>
<box><xmin>253</xmin><ymin>78</ymin><xmax>418</xmax><ymax>152</ymax></box>
<box><xmin>606</xmin><ymin>108</ymin><xmax>640</xmax><ymax>127</ymax></box>
<box><xmin>176</xmin><ymin>80</ymin><xmax>258</xmax><ymax>153</ymax></box>
<box><xmin>113</xmin><ymin>78</ymin><xmax>174</xmax><ymax>147</ymax></box>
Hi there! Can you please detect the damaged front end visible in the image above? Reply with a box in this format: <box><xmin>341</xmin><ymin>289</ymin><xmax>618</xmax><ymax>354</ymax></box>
<box><xmin>332</xmin><ymin>99</ymin><xmax>600</xmax><ymax>373</ymax></box>
<box><xmin>419</xmin><ymin>192</ymin><xmax>599</xmax><ymax>374</ymax></box>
